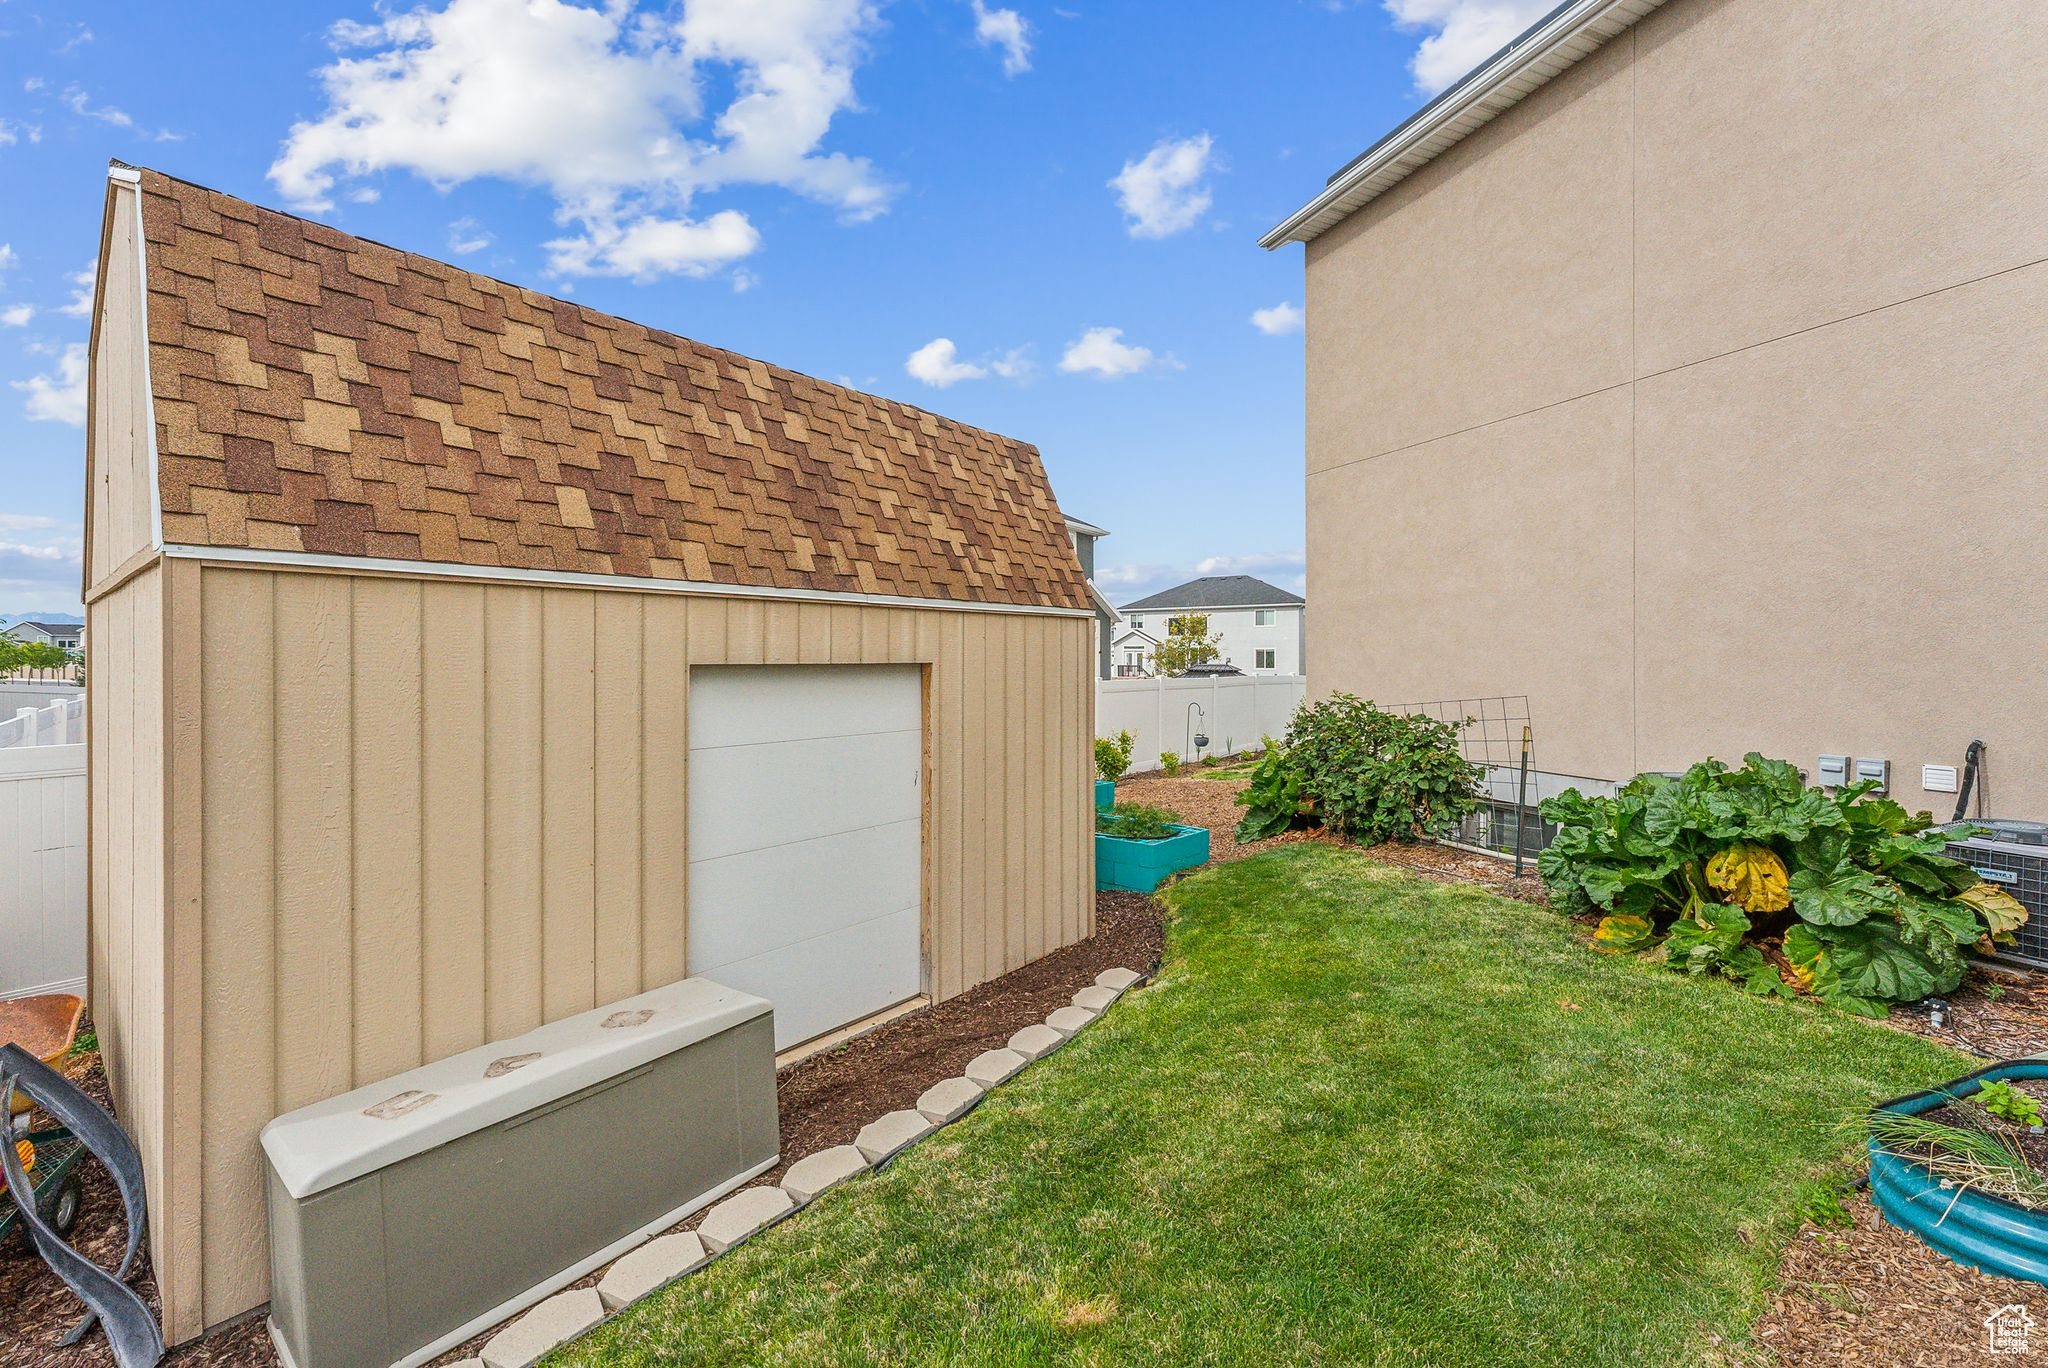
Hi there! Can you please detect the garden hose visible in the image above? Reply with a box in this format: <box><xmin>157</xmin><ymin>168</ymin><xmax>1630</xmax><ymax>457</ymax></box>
<box><xmin>1952</xmin><ymin>740</ymin><xmax>1986</xmax><ymax>823</ymax></box>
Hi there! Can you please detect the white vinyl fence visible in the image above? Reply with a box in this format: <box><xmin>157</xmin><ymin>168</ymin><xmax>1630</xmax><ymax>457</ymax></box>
<box><xmin>1097</xmin><ymin>674</ymin><xmax>1306</xmax><ymax>774</ymax></box>
<box><xmin>1</xmin><ymin>740</ymin><xmax>86</xmax><ymax>1000</ymax></box>
<box><xmin>0</xmin><ymin>694</ymin><xmax>84</xmax><ymax>749</ymax></box>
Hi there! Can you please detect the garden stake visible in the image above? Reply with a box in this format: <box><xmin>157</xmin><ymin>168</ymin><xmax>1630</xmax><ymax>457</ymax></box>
<box><xmin>1512</xmin><ymin>725</ymin><xmax>1533</xmax><ymax>877</ymax></box>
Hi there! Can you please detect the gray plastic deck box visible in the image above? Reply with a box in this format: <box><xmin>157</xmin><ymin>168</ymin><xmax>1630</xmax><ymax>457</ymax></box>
<box><xmin>260</xmin><ymin>979</ymin><xmax>777</xmax><ymax>1368</ymax></box>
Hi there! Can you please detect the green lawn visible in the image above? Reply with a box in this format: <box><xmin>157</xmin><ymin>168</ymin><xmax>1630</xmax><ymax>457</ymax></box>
<box><xmin>558</xmin><ymin>845</ymin><xmax>1962</xmax><ymax>1368</ymax></box>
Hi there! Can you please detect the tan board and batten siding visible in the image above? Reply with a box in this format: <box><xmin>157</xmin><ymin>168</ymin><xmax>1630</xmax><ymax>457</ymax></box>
<box><xmin>87</xmin><ymin>168</ymin><xmax>1097</xmax><ymax>1343</ymax></box>
<box><xmin>175</xmin><ymin>567</ymin><xmax>1091</xmax><ymax>1328</ymax></box>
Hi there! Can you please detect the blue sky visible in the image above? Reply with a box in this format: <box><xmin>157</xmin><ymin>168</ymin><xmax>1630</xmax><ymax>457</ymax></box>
<box><xmin>0</xmin><ymin>0</ymin><xmax>1547</xmax><ymax>616</ymax></box>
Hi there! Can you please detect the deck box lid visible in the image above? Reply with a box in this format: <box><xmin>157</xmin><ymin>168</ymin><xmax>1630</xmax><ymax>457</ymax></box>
<box><xmin>261</xmin><ymin>978</ymin><xmax>772</xmax><ymax>1199</ymax></box>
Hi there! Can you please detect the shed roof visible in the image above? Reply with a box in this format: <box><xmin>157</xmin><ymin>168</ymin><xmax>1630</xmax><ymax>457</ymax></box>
<box><xmin>130</xmin><ymin>168</ymin><xmax>1089</xmax><ymax>613</ymax></box>
<box><xmin>1119</xmin><ymin>575</ymin><xmax>1305</xmax><ymax>612</ymax></box>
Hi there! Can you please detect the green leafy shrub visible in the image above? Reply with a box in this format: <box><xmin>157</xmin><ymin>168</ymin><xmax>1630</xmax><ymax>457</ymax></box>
<box><xmin>1159</xmin><ymin>751</ymin><xmax>1182</xmax><ymax>776</ymax></box>
<box><xmin>1094</xmin><ymin>729</ymin><xmax>1136</xmax><ymax>783</ymax></box>
<box><xmin>1234</xmin><ymin>746</ymin><xmax>1305</xmax><ymax>842</ymax></box>
<box><xmin>1280</xmin><ymin>694</ymin><xmax>1481</xmax><ymax>844</ymax></box>
<box><xmin>1096</xmin><ymin>802</ymin><xmax>1185</xmax><ymax>842</ymax></box>
<box><xmin>1537</xmin><ymin>755</ymin><xmax>2029</xmax><ymax>1013</ymax></box>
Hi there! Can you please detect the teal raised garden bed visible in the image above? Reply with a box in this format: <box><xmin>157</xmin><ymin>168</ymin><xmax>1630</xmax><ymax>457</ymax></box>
<box><xmin>1096</xmin><ymin>824</ymin><xmax>1209</xmax><ymax>893</ymax></box>
<box><xmin>1870</xmin><ymin>1060</ymin><xmax>2048</xmax><ymax>1286</ymax></box>
<box><xmin>1095</xmin><ymin>779</ymin><xmax>1116</xmax><ymax>810</ymax></box>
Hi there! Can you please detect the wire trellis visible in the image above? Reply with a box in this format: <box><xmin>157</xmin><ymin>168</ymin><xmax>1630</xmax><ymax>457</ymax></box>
<box><xmin>1384</xmin><ymin>695</ymin><xmax>1547</xmax><ymax>870</ymax></box>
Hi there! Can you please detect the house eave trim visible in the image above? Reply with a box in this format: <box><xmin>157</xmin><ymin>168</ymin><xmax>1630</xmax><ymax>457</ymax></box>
<box><xmin>159</xmin><ymin>543</ymin><xmax>1098</xmax><ymax>618</ymax></box>
<box><xmin>1258</xmin><ymin>0</ymin><xmax>1664</xmax><ymax>249</ymax></box>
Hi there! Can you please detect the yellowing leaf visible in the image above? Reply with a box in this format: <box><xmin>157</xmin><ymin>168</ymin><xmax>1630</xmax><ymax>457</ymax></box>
<box><xmin>1957</xmin><ymin>881</ymin><xmax>2029</xmax><ymax>937</ymax></box>
<box><xmin>1706</xmin><ymin>843</ymin><xmax>1790</xmax><ymax>913</ymax></box>
<box><xmin>1593</xmin><ymin>914</ymin><xmax>1655</xmax><ymax>953</ymax></box>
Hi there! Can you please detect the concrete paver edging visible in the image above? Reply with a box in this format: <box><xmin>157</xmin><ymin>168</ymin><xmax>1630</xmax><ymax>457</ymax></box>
<box><xmin>465</xmin><ymin>964</ymin><xmax>1150</xmax><ymax>1361</ymax></box>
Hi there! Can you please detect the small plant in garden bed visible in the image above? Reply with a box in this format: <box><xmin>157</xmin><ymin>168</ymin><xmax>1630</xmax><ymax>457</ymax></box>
<box><xmin>1233</xmin><ymin>694</ymin><xmax>1480</xmax><ymax>845</ymax></box>
<box><xmin>1978</xmin><ymin>1079</ymin><xmax>2045</xmax><ymax>1128</ymax></box>
<box><xmin>1159</xmin><ymin>751</ymin><xmax>1182</xmax><ymax>776</ymax></box>
<box><xmin>1097</xmin><ymin>802</ymin><xmax>1186</xmax><ymax>841</ymax></box>
<box><xmin>1095</xmin><ymin>729</ymin><xmax>1136</xmax><ymax>784</ymax></box>
<box><xmin>1537</xmin><ymin>754</ymin><xmax>2029</xmax><ymax>1013</ymax></box>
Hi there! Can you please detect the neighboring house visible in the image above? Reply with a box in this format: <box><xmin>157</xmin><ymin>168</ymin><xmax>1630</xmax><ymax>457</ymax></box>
<box><xmin>1119</xmin><ymin>575</ymin><xmax>1306</xmax><ymax>676</ymax></box>
<box><xmin>4</xmin><ymin>619</ymin><xmax>83</xmax><ymax>651</ymax></box>
<box><xmin>1109</xmin><ymin>624</ymin><xmax>1158</xmax><ymax>678</ymax></box>
<box><xmin>1263</xmin><ymin>0</ymin><xmax>2048</xmax><ymax>817</ymax></box>
<box><xmin>85</xmin><ymin>166</ymin><xmax>1097</xmax><ymax>1342</ymax></box>
<box><xmin>1065</xmin><ymin>516</ymin><xmax>1121</xmax><ymax>678</ymax></box>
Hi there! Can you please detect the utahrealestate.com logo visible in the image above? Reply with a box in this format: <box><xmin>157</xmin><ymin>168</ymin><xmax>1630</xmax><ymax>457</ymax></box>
<box><xmin>1986</xmin><ymin>1304</ymin><xmax>2034</xmax><ymax>1355</ymax></box>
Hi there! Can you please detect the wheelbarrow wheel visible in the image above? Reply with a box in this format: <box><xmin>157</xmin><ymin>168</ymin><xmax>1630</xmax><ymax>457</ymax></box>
<box><xmin>41</xmin><ymin>1172</ymin><xmax>83</xmax><ymax>1239</ymax></box>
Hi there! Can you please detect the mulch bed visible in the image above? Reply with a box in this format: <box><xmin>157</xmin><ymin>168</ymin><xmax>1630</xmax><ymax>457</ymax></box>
<box><xmin>1</xmin><ymin>895</ymin><xmax>1164</xmax><ymax>1368</ymax></box>
<box><xmin>1114</xmin><ymin>765</ymin><xmax>1324</xmax><ymax>866</ymax></box>
<box><xmin>1115</xmin><ymin>766</ymin><xmax>1549</xmax><ymax>903</ymax></box>
<box><xmin>1746</xmin><ymin>1191</ymin><xmax>2048</xmax><ymax>1366</ymax></box>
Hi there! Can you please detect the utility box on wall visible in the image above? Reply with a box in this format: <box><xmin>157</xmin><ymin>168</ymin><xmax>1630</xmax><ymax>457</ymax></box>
<box><xmin>261</xmin><ymin>982</ymin><xmax>777</xmax><ymax>1368</ymax></box>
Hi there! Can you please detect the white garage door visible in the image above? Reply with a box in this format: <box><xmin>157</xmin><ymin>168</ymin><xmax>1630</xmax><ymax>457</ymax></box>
<box><xmin>687</xmin><ymin>665</ymin><xmax>923</xmax><ymax>1051</ymax></box>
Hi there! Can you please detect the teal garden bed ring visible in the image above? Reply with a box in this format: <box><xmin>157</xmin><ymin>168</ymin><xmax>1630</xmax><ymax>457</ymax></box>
<box><xmin>1869</xmin><ymin>1060</ymin><xmax>2048</xmax><ymax>1286</ymax></box>
<box><xmin>1096</xmin><ymin>824</ymin><xmax>1209</xmax><ymax>893</ymax></box>
<box><xmin>1096</xmin><ymin>779</ymin><xmax>1116</xmax><ymax>810</ymax></box>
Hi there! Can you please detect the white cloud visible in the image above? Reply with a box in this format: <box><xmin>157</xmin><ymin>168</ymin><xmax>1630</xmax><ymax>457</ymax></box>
<box><xmin>15</xmin><ymin>342</ymin><xmax>87</xmax><ymax>425</ymax></box>
<box><xmin>1195</xmin><ymin>550</ymin><xmax>1306</xmax><ymax>577</ymax></box>
<box><xmin>61</xmin><ymin>84</ymin><xmax>179</xmax><ymax>140</ymax></box>
<box><xmin>1382</xmin><ymin>0</ymin><xmax>1555</xmax><ymax>95</ymax></box>
<box><xmin>546</xmin><ymin>210</ymin><xmax>760</xmax><ymax>280</ymax></box>
<box><xmin>970</xmin><ymin>1</ymin><xmax>1031</xmax><ymax>76</ymax></box>
<box><xmin>270</xmin><ymin>0</ymin><xmax>891</xmax><ymax>283</ymax></box>
<box><xmin>905</xmin><ymin>337</ymin><xmax>987</xmax><ymax>388</ymax></box>
<box><xmin>1102</xmin><ymin>550</ymin><xmax>1307</xmax><ymax>603</ymax></box>
<box><xmin>0</xmin><ymin>244</ymin><xmax>15</xmax><ymax>272</ymax></box>
<box><xmin>0</xmin><ymin>516</ymin><xmax>85</xmax><ymax>615</ymax></box>
<box><xmin>0</xmin><ymin>304</ymin><xmax>33</xmax><ymax>327</ymax></box>
<box><xmin>1109</xmin><ymin>133</ymin><xmax>1214</xmax><ymax>239</ymax></box>
<box><xmin>1058</xmin><ymin>326</ymin><xmax>1170</xmax><ymax>379</ymax></box>
<box><xmin>1250</xmin><ymin>301</ymin><xmax>1302</xmax><ymax>335</ymax></box>
<box><xmin>904</xmin><ymin>337</ymin><xmax>1032</xmax><ymax>387</ymax></box>
<box><xmin>448</xmin><ymin>217</ymin><xmax>493</xmax><ymax>255</ymax></box>
<box><xmin>988</xmin><ymin>346</ymin><xmax>1033</xmax><ymax>380</ymax></box>
<box><xmin>58</xmin><ymin>264</ymin><xmax>94</xmax><ymax>317</ymax></box>
<box><xmin>346</xmin><ymin>186</ymin><xmax>382</xmax><ymax>204</ymax></box>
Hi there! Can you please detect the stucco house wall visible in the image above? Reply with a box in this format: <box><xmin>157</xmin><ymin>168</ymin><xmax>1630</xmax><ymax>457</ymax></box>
<box><xmin>1297</xmin><ymin>0</ymin><xmax>2048</xmax><ymax>813</ymax></box>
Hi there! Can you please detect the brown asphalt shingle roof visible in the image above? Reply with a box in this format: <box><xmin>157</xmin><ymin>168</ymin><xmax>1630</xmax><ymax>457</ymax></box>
<box><xmin>134</xmin><ymin>167</ymin><xmax>1089</xmax><ymax>611</ymax></box>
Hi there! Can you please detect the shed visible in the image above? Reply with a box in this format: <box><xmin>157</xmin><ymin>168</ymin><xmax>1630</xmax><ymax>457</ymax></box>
<box><xmin>84</xmin><ymin>165</ymin><xmax>1096</xmax><ymax>1343</ymax></box>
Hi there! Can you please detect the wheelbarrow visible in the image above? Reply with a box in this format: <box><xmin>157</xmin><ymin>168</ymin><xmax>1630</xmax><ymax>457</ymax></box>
<box><xmin>3</xmin><ymin>994</ymin><xmax>88</xmax><ymax>1249</ymax></box>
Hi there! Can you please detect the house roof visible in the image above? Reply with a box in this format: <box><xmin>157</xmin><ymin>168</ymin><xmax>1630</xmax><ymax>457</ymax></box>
<box><xmin>129</xmin><ymin>168</ymin><xmax>1089</xmax><ymax>613</ymax></box>
<box><xmin>1260</xmin><ymin>0</ymin><xmax>1667</xmax><ymax>249</ymax></box>
<box><xmin>1119</xmin><ymin>575</ymin><xmax>1305</xmax><ymax>612</ymax></box>
<box><xmin>12</xmin><ymin>621</ymin><xmax>82</xmax><ymax>635</ymax></box>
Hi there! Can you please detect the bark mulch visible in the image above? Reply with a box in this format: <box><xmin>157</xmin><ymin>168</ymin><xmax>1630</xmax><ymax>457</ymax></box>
<box><xmin>1744</xmin><ymin>1191</ymin><xmax>2048</xmax><ymax>1367</ymax></box>
<box><xmin>1114</xmin><ymin>766</ymin><xmax>1549</xmax><ymax>904</ymax></box>
<box><xmin>1113</xmin><ymin>766</ymin><xmax>1324</xmax><ymax>867</ymax></box>
<box><xmin>1</xmin><ymin>896</ymin><xmax>1164</xmax><ymax>1368</ymax></box>
<box><xmin>1880</xmin><ymin>968</ymin><xmax>2048</xmax><ymax>1062</ymax></box>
